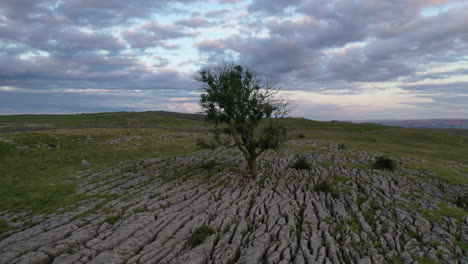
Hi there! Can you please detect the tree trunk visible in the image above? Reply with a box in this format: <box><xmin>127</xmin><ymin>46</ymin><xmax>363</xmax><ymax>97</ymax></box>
<box><xmin>247</xmin><ymin>157</ymin><xmax>257</xmax><ymax>178</ymax></box>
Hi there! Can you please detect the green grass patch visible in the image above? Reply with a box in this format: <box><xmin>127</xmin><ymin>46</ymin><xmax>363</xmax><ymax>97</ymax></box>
<box><xmin>456</xmin><ymin>241</ymin><xmax>468</xmax><ymax>252</ymax></box>
<box><xmin>342</xmin><ymin>163</ymin><xmax>371</xmax><ymax>170</ymax></box>
<box><xmin>0</xmin><ymin>128</ymin><xmax>198</xmax><ymax>214</ymax></box>
<box><xmin>105</xmin><ymin>214</ymin><xmax>120</xmax><ymax>225</ymax></box>
<box><xmin>410</xmin><ymin>162</ymin><xmax>468</xmax><ymax>185</ymax></box>
<box><xmin>0</xmin><ymin>220</ymin><xmax>13</xmax><ymax>236</ymax></box>
<box><xmin>415</xmin><ymin>257</ymin><xmax>442</xmax><ymax>264</ymax></box>
<box><xmin>189</xmin><ymin>225</ymin><xmax>216</xmax><ymax>248</ymax></box>
<box><xmin>420</xmin><ymin>202</ymin><xmax>467</xmax><ymax>223</ymax></box>
<box><xmin>280</xmin><ymin>118</ymin><xmax>392</xmax><ymax>133</ymax></box>
<box><xmin>0</xmin><ymin>111</ymin><xmax>204</xmax><ymax>131</ymax></box>
<box><xmin>346</xmin><ymin>216</ymin><xmax>361</xmax><ymax>232</ymax></box>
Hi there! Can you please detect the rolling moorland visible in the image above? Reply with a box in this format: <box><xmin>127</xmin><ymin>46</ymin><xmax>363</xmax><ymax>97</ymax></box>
<box><xmin>351</xmin><ymin>120</ymin><xmax>468</xmax><ymax>130</ymax></box>
<box><xmin>0</xmin><ymin>111</ymin><xmax>467</xmax><ymax>264</ymax></box>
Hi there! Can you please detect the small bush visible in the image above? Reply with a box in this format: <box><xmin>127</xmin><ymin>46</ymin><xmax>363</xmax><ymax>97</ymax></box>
<box><xmin>199</xmin><ymin>160</ymin><xmax>218</xmax><ymax>171</ymax></box>
<box><xmin>196</xmin><ymin>138</ymin><xmax>217</xmax><ymax>150</ymax></box>
<box><xmin>338</xmin><ymin>143</ymin><xmax>345</xmax><ymax>150</ymax></box>
<box><xmin>314</xmin><ymin>181</ymin><xmax>339</xmax><ymax>199</ymax></box>
<box><xmin>290</xmin><ymin>156</ymin><xmax>311</xmax><ymax>170</ymax></box>
<box><xmin>189</xmin><ymin>225</ymin><xmax>215</xmax><ymax>248</ymax></box>
<box><xmin>105</xmin><ymin>214</ymin><xmax>120</xmax><ymax>225</ymax></box>
<box><xmin>314</xmin><ymin>181</ymin><xmax>332</xmax><ymax>193</ymax></box>
<box><xmin>373</xmin><ymin>156</ymin><xmax>396</xmax><ymax>171</ymax></box>
<box><xmin>298</xmin><ymin>133</ymin><xmax>305</xmax><ymax>139</ymax></box>
<box><xmin>454</xmin><ymin>194</ymin><xmax>468</xmax><ymax>209</ymax></box>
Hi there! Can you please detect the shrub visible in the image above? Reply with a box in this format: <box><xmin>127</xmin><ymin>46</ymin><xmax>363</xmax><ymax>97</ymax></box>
<box><xmin>454</xmin><ymin>194</ymin><xmax>468</xmax><ymax>209</ymax></box>
<box><xmin>290</xmin><ymin>156</ymin><xmax>311</xmax><ymax>170</ymax></box>
<box><xmin>199</xmin><ymin>160</ymin><xmax>218</xmax><ymax>171</ymax></box>
<box><xmin>373</xmin><ymin>156</ymin><xmax>396</xmax><ymax>171</ymax></box>
<box><xmin>338</xmin><ymin>143</ymin><xmax>345</xmax><ymax>150</ymax></box>
<box><xmin>314</xmin><ymin>181</ymin><xmax>339</xmax><ymax>199</ymax></box>
<box><xmin>195</xmin><ymin>138</ymin><xmax>217</xmax><ymax>150</ymax></box>
<box><xmin>298</xmin><ymin>133</ymin><xmax>305</xmax><ymax>139</ymax></box>
<box><xmin>189</xmin><ymin>225</ymin><xmax>215</xmax><ymax>248</ymax></box>
<box><xmin>105</xmin><ymin>214</ymin><xmax>120</xmax><ymax>225</ymax></box>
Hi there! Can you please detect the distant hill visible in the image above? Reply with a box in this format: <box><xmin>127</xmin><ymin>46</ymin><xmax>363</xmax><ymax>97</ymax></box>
<box><xmin>352</xmin><ymin>119</ymin><xmax>468</xmax><ymax>129</ymax></box>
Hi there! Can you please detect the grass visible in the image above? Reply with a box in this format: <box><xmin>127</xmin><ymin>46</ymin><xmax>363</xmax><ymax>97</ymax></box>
<box><xmin>414</xmin><ymin>257</ymin><xmax>442</xmax><ymax>264</ymax></box>
<box><xmin>0</xmin><ymin>111</ymin><xmax>204</xmax><ymax>131</ymax></box>
<box><xmin>290</xmin><ymin>156</ymin><xmax>312</xmax><ymax>170</ymax></box>
<box><xmin>409</xmin><ymin>162</ymin><xmax>468</xmax><ymax>185</ymax></box>
<box><xmin>0</xmin><ymin>220</ymin><xmax>12</xmax><ymax>237</ymax></box>
<box><xmin>291</xmin><ymin>128</ymin><xmax>468</xmax><ymax>165</ymax></box>
<box><xmin>419</xmin><ymin>202</ymin><xmax>467</xmax><ymax>223</ymax></box>
<box><xmin>0</xmin><ymin>128</ymin><xmax>198</xmax><ymax>214</ymax></box>
<box><xmin>105</xmin><ymin>214</ymin><xmax>120</xmax><ymax>225</ymax></box>
<box><xmin>189</xmin><ymin>225</ymin><xmax>216</xmax><ymax>248</ymax></box>
<box><xmin>0</xmin><ymin>111</ymin><xmax>467</xmax><ymax>216</ymax></box>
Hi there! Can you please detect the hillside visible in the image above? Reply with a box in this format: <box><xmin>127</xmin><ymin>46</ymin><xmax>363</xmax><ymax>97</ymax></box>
<box><xmin>0</xmin><ymin>111</ymin><xmax>467</xmax><ymax>263</ymax></box>
<box><xmin>353</xmin><ymin>119</ymin><xmax>468</xmax><ymax>130</ymax></box>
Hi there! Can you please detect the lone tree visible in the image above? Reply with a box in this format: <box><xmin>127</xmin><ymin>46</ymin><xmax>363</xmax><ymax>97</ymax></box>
<box><xmin>198</xmin><ymin>64</ymin><xmax>290</xmax><ymax>177</ymax></box>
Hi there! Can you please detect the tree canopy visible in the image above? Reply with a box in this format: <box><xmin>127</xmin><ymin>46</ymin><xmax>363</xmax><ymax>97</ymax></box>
<box><xmin>198</xmin><ymin>64</ymin><xmax>289</xmax><ymax>177</ymax></box>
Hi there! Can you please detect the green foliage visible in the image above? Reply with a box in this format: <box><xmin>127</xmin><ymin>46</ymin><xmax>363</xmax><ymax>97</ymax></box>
<box><xmin>189</xmin><ymin>225</ymin><xmax>216</xmax><ymax>248</ymax></box>
<box><xmin>454</xmin><ymin>194</ymin><xmax>468</xmax><ymax>209</ymax></box>
<box><xmin>198</xmin><ymin>64</ymin><xmax>289</xmax><ymax>176</ymax></box>
<box><xmin>314</xmin><ymin>181</ymin><xmax>340</xmax><ymax>199</ymax></box>
<box><xmin>386</xmin><ymin>256</ymin><xmax>404</xmax><ymax>264</ymax></box>
<box><xmin>298</xmin><ymin>133</ymin><xmax>305</xmax><ymax>139</ymax></box>
<box><xmin>0</xmin><ymin>220</ymin><xmax>12</xmax><ymax>236</ymax></box>
<box><xmin>346</xmin><ymin>216</ymin><xmax>361</xmax><ymax>232</ymax></box>
<box><xmin>0</xmin><ymin>111</ymin><xmax>204</xmax><ymax>131</ymax></box>
<box><xmin>457</xmin><ymin>241</ymin><xmax>468</xmax><ymax>252</ymax></box>
<box><xmin>258</xmin><ymin>124</ymin><xmax>287</xmax><ymax>150</ymax></box>
<box><xmin>414</xmin><ymin>257</ymin><xmax>442</xmax><ymax>264</ymax></box>
<box><xmin>410</xmin><ymin>162</ymin><xmax>468</xmax><ymax>185</ymax></box>
<box><xmin>199</xmin><ymin>160</ymin><xmax>219</xmax><ymax>171</ymax></box>
<box><xmin>290</xmin><ymin>156</ymin><xmax>312</xmax><ymax>170</ymax></box>
<box><xmin>373</xmin><ymin>156</ymin><xmax>396</xmax><ymax>171</ymax></box>
<box><xmin>195</xmin><ymin>137</ymin><xmax>217</xmax><ymax>150</ymax></box>
<box><xmin>133</xmin><ymin>207</ymin><xmax>147</xmax><ymax>213</ymax></box>
<box><xmin>105</xmin><ymin>214</ymin><xmax>120</xmax><ymax>225</ymax></box>
<box><xmin>420</xmin><ymin>202</ymin><xmax>467</xmax><ymax>223</ymax></box>
<box><xmin>0</xmin><ymin>129</ymin><xmax>198</xmax><ymax>214</ymax></box>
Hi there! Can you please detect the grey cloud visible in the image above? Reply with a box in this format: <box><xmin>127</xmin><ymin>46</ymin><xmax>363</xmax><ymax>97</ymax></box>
<box><xmin>198</xmin><ymin>1</ymin><xmax>468</xmax><ymax>84</ymax></box>
<box><xmin>204</xmin><ymin>9</ymin><xmax>229</xmax><ymax>18</ymax></box>
<box><xmin>54</xmin><ymin>0</ymin><xmax>201</xmax><ymax>26</ymax></box>
<box><xmin>175</xmin><ymin>17</ymin><xmax>211</xmax><ymax>28</ymax></box>
<box><xmin>398</xmin><ymin>81</ymin><xmax>468</xmax><ymax>94</ymax></box>
<box><xmin>248</xmin><ymin>0</ymin><xmax>302</xmax><ymax>14</ymax></box>
<box><xmin>402</xmin><ymin>68</ymin><xmax>468</xmax><ymax>82</ymax></box>
<box><xmin>122</xmin><ymin>22</ymin><xmax>197</xmax><ymax>49</ymax></box>
<box><xmin>0</xmin><ymin>51</ymin><xmax>197</xmax><ymax>92</ymax></box>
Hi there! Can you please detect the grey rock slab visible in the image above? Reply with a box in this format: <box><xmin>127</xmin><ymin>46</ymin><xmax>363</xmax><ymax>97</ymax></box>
<box><xmin>12</xmin><ymin>251</ymin><xmax>50</xmax><ymax>264</ymax></box>
<box><xmin>88</xmin><ymin>251</ymin><xmax>126</xmax><ymax>264</ymax></box>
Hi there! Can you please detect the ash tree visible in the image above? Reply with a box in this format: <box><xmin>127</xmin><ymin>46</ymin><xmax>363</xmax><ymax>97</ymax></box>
<box><xmin>198</xmin><ymin>64</ymin><xmax>290</xmax><ymax>177</ymax></box>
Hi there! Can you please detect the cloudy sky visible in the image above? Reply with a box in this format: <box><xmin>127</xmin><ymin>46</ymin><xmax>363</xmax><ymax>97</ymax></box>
<box><xmin>0</xmin><ymin>0</ymin><xmax>467</xmax><ymax>120</ymax></box>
